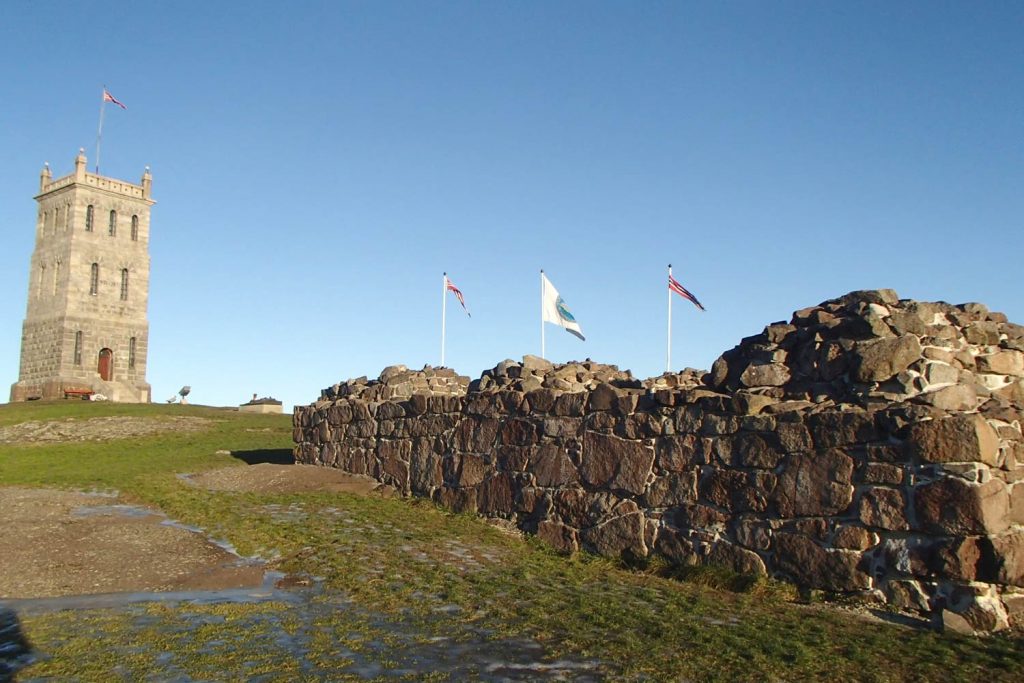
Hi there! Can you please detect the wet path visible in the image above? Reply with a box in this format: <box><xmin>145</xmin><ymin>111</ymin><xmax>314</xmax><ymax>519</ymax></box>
<box><xmin>10</xmin><ymin>577</ymin><xmax>610</xmax><ymax>681</ymax></box>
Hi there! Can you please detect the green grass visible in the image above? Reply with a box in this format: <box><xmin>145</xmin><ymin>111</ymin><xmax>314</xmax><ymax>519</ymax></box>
<box><xmin>3</xmin><ymin>401</ymin><xmax>1023</xmax><ymax>681</ymax></box>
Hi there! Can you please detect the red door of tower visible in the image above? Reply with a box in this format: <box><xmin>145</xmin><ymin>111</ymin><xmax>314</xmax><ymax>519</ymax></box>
<box><xmin>98</xmin><ymin>348</ymin><xmax>113</xmax><ymax>381</ymax></box>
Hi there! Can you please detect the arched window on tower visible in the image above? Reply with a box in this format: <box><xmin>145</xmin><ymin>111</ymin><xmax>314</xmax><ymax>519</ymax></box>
<box><xmin>129</xmin><ymin>337</ymin><xmax>137</xmax><ymax>369</ymax></box>
<box><xmin>109</xmin><ymin>210</ymin><xmax>117</xmax><ymax>236</ymax></box>
<box><xmin>53</xmin><ymin>207</ymin><xmax>60</xmax><ymax>233</ymax></box>
<box><xmin>120</xmin><ymin>269</ymin><xmax>129</xmax><ymax>301</ymax></box>
<box><xmin>90</xmin><ymin>263</ymin><xmax>99</xmax><ymax>295</ymax></box>
<box><xmin>38</xmin><ymin>264</ymin><xmax>46</xmax><ymax>298</ymax></box>
<box><xmin>53</xmin><ymin>260</ymin><xmax>61</xmax><ymax>296</ymax></box>
<box><xmin>85</xmin><ymin>205</ymin><xmax>94</xmax><ymax>231</ymax></box>
<box><xmin>65</xmin><ymin>203</ymin><xmax>71</xmax><ymax>230</ymax></box>
<box><xmin>131</xmin><ymin>215</ymin><xmax>139</xmax><ymax>241</ymax></box>
<box><xmin>74</xmin><ymin>331</ymin><xmax>83</xmax><ymax>365</ymax></box>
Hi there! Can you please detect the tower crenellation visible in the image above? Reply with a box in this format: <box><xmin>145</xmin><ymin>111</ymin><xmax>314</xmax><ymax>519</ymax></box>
<box><xmin>11</xmin><ymin>150</ymin><xmax>154</xmax><ymax>402</ymax></box>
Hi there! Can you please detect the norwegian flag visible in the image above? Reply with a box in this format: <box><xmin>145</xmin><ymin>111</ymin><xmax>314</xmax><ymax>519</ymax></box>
<box><xmin>669</xmin><ymin>274</ymin><xmax>705</xmax><ymax>311</ymax></box>
<box><xmin>103</xmin><ymin>89</ymin><xmax>127</xmax><ymax>109</ymax></box>
<box><xmin>446</xmin><ymin>277</ymin><xmax>471</xmax><ymax>317</ymax></box>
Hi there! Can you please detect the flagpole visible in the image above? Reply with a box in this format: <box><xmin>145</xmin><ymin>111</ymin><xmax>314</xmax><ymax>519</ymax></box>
<box><xmin>667</xmin><ymin>264</ymin><xmax>673</xmax><ymax>373</ymax></box>
<box><xmin>95</xmin><ymin>87</ymin><xmax>107</xmax><ymax>174</ymax></box>
<box><xmin>540</xmin><ymin>269</ymin><xmax>546</xmax><ymax>359</ymax></box>
<box><xmin>441</xmin><ymin>273</ymin><xmax>448</xmax><ymax>367</ymax></box>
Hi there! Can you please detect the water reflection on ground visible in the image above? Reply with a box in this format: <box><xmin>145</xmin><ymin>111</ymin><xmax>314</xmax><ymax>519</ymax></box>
<box><xmin>9</xmin><ymin>575</ymin><xmax>609</xmax><ymax>681</ymax></box>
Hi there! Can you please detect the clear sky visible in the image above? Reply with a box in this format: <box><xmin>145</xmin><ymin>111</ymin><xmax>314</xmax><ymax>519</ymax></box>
<box><xmin>2</xmin><ymin>2</ymin><xmax>1022</xmax><ymax>410</ymax></box>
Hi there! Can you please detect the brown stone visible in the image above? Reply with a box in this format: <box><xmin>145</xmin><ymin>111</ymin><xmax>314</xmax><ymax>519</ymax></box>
<box><xmin>525</xmin><ymin>388</ymin><xmax>558</xmax><ymax>413</ymax></box>
<box><xmin>409</xmin><ymin>449</ymin><xmax>442</xmax><ymax>493</ymax></box>
<box><xmin>833</xmin><ymin>525</ymin><xmax>876</xmax><ymax>551</ymax></box>
<box><xmin>991</xmin><ymin>530</ymin><xmax>1024</xmax><ymax>586</ymax></box>
<box><xmin>734</xmin><ymin>432</ymin><xmax>784</xmax><ymax>469</ymax></box>
<box><xmin>579</xmin><ymin>511</ymin><xmax>646</xmax><ymax>559</ymax></box>
<box><xmin>733</xmin><ymin>518</ymin><xmax>771</xmax><ymax>551</ymax></box>
<box><xmin>852</xmin><ymin>334</ymin><xmax>922</xmax><ymax>383</ymax></box>
<box><xmin>499</xmin><ymin>418</ymin><xmax>538</xmax><ymax>447</ymax></box>
<box><xmin>776</xmin><ymin>421</ymin><xmax>813</xmax><ymax>453</ymax></box>
<box><xmin>457</xmin><ymin>453</ymin><xmax>488</xmax><ymax>487</ymax></box>
<box><xmin>653</xmin><ymin>526</ymin><xmax>698</xmax><ymax>565</ymax></box>
<box><xmin>700</xmin><ymin>470</ymin><xmax>768</xmax><ymax>513</ymax></box>
<box><xmin>773</xmin><ymin>450</ymin><xmax>855</xmax><ymax>518</ymax></box>
<box><xmin>644</xmin><ymin>471</ymin><xmax>698</xmax><ymax>507</ymax></box>
<box><xmin>655</xmin><ymin>434</ymin><xmax>699</xmax><ymax>472</ymax></box>
<box><xmin>478</xmin><ymin>473</ymin><xmax>517</xmax><ymax>515</ymax></box>
<box><xmin>739</xmin><ymin>362</ymin><xmax>791</xmax><ymax>388</ymax></box>
<box><xmin>580</xmin><ymin>431</ymin><xmax>655</xmax><ymax>496</ymax></box>
<box><xmin>858</xmin><ymin>487</ymin><xmax>909</xmax><ymax>530</ymax></box>
<box><xmin>587</xmin><ymin>383</ymin><xmax>622</xmax><ymax>411</ymax></box>
<box><xmin>861</xmin><ymin>462</ymin><xmax>904</xmax><ymax>485</ymax></box>
<box><xmin>732</xmin><ymin>392</ymin><xmax>777</xmax><ymax>416</ymax></box>
<box><xmin>883</xmin><ymin>580</ymin><xmax>931</xmax><ymax>613</ymax></box>
<box><xmin>918</xmin><ymin>384</ymin><xmax>977</xmax><ymax>411</ymax></box>
<box><xmin>542</xmin><ymin>417</ymin><xmax>581</xmax><ymax>439</ymax></box>
<box><xmin>530</xmin><ymin>444</ymin><xmax>579</xmax><ymax>487</ymax></box>
<box><xmin>495</xmin><ymin>445</ymin><xmax>530</xmax><ymax>472</ymax></box>
<box><xmin>908</xmin><ymin>414</ymin><xmax>999</xmax><ymax>466</ymax></box>
<box><xmin>553</xmin><ymin>391</ymin><xmax>586</xmax><ymax>417</ymax></box>
<box><xmin>706</xmin><ymin>542</ymin><xmax>767</xmax><ymax>576</ymax></box>
<box><xmin>914</xmin><ymin>477</ymin><xmax>1010</xmax><ymax>535</ymax></box>
<box><xmin>773</xmin><ymin>533</ymin><xmax>871</xmax><ymax>591</ymax></box>
<box><xmin>673</xmin><ymin>503</ymin><xmax>729</xmax><ymax>529</ymax></box>
<box><xmin>537</xmin><ymin>520</ymin><xmax>578</xmax><ymax>554</ymax></box>
<box><xmin>807</xmin><ymin>410</ymin><xmax>877</xmax><ymax>449</ymax></box>
<box><xmin>434</xmin><ymin>486</ymin><xmax>477</xmax><ymax>514</ymax></box>
<box><xmin>1011</xmin><ymin>483</ymin><xmax>1024</xmax><ymax>526</ymax></box>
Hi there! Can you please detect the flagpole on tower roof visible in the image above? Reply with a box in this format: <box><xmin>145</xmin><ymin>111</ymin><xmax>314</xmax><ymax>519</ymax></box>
<box><xmin>95</xmin><ymin>86</ymin><xmax>107</xmax><ymax>174</ymax></box>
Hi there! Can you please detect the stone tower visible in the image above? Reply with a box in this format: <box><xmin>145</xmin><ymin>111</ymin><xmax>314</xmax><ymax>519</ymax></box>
<box><xmin>10</xmin><ymin>150</ymin><xmax>154</xmax><ymax>402</ymax></box>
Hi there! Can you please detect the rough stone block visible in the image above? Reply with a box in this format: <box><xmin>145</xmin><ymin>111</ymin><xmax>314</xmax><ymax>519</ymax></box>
<box><xmin>579</xmin><ymin>511</ymin><xmax>647</xmax><ymax>559</ymax></box>
<box><xmin>773</xmin><ymin>533</ymin><xmax>871</xmax><ymax>591</ymax></box>
<box><xmin>914</xmin><ymin>477</ymin><xmax>1010</xmax><ymax>535</ymax></box>
<box><xmin>773</xmin><ymin>450</ymin><xmax>855</xmax><ymax>518</ymax></box>
<box><xmin>644</xmin><ymin>471</ymin><xmax>698</xmax><ymax>508</ymax></box>
<box><xmin>858</xmin><ymin>487</ymin><xmax>909</xmax><ymax>531</ymax></box>
<box><xmin>580</xmin><ymin>431</ymin><xmax>654</xmax><ymax>495</ymax></box>
<box><xmin>908</xmin><ymin>414</ymin><xmax>1000</xmax><ymax>466</ymax></box>
<box><xmin>530</xmin><ymin>444</ymin><xmax>579</xmax><ymax>487</ymax></box>
<box><xmin>537</xmin><ymin>520</ymin><xmax>578</xmax><ymax>554</ymax></box>
<box><xmin>706</xmin><ymin>541</ymin><xmax>767</xmax><ymax>577</ymax></box>
<box><xmin>853</xmin><ymin>334</ymin><xmax>922</xmax><ymax>382</ymax></box>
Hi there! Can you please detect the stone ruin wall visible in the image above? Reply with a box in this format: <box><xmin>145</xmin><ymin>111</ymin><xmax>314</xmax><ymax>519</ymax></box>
<box><xmin>293</xmin><ymin>290</ymin><xmax>1024</xmax><ymax>632</ymax></box>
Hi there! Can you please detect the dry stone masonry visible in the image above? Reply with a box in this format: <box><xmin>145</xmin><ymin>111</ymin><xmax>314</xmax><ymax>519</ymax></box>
<box><xmin>294</xmin><ymin>290</ymin><xmax>1024</xmax><ymax>632</ymax></box>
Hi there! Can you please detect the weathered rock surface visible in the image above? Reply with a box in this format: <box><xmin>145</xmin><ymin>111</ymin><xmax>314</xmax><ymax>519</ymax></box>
<box><xmin>295</xmin><ymin>290</ymin><xmax>1024</xmax><ymax>633</ymax></box>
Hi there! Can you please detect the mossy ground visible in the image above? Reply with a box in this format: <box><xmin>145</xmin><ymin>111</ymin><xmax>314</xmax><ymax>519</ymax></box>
<box><xmin>2</xmin><ymin>401</ymin><xmax>1022</xmax><ymax>681</ymax></box>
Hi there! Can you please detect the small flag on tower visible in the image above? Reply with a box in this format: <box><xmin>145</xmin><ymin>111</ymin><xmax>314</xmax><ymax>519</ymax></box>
<box><xmin>445</xmin><ymin>276</ymin><xmax>471</xmax><ymax>317</ymax></box>
<box><xmin>669</xmin><ymin>274</ymin><xmax>705</xmax><ymax>311</ymax></box>
<box><xmin>103</xmin><ymin>89</ymin><xmax>127</xmax><ymax>109</ymax></box>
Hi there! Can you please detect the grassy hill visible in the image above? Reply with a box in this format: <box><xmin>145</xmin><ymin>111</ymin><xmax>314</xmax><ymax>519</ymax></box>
<box><xmin>1</xmin><ymin>401</ymin><xmax>1022</xmax><ymax>681</ymax></box>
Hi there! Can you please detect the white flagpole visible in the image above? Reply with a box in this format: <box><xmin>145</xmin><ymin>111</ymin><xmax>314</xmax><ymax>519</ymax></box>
<box><xmin>95</xmin><ymin>87</ymin><xmax>107</xmax><ymax>174</ymax></box>
<box><xmin>540</xmin><ymin>269</ymin><xmax>546</xmax><ymax>359</ymax></box>
<box><xmin>441</xmin><ymin>272</ymin><xmax>448</xmax><ymax>367</ymax></box>
<box><xmin>667</xmin><ymin>264</ymin><xmax>673</xmax><ymax>373</ymax></box>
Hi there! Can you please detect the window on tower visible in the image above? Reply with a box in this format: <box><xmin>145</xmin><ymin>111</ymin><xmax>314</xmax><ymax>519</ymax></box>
<box><xmin>129</xmin><ymin>337</ymin><xmax>137</xmax><ymax>369</ymax></box>
<box><xmin>85</xmin><ymin>205</ymin><xmax>94</xmax><ymax>231</ymax></box>
<box><xmin>74</xmin><ymin>331</ymin><xmax>83</xmax><ymax>365</ymax></box>
<box><xmin>131</xmin><ymin>215</ymin><xmax>139</xmax><ymax>241</ymax></box>
<box><xmin>120</xmin><ymin>269</ymin><xmax>129</xmax><ymax>301</ymax></box>
<box><xmin>90</xmin><ymin>263</ymin><xmax>99</xmax><ymax>295</ymax></box>
<box><xmin>109</xmin><ymin>210</ymin><xmax>117</xmax><ymax>236</ymax></box>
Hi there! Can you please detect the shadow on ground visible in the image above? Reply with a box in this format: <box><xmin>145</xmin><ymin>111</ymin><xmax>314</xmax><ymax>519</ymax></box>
<box><xmin>230</xmin><ymin>449</ymin><xmax>294</xmax><ymax>466</ymax></box>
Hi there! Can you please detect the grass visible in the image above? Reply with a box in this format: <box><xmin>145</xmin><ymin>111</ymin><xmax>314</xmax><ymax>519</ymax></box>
<box><xmin>2</xmin><ymin>400</ymin><xmax>1023</xmax><ymax>681</ymax></box>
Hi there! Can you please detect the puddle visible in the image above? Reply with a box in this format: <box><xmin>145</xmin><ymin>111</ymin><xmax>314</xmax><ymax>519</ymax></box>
<box><xmin>11</xmin><ymin>579</ymin><xmax>610</xmax><ymax>681</ymax></box>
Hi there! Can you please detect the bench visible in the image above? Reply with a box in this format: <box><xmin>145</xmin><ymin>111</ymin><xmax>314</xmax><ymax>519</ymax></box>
<box><xmin>63</xmin><ymin>388</ymin><xmax>94</xmax><ymax>400</ymax></box>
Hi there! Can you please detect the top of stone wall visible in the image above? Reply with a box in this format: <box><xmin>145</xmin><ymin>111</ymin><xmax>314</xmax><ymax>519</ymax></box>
<box><xmin>314</xmin><ymin>289</ymin><xmax>1024</xmax><ymax>418</ymax></box>
<box><xmin>705</xmin><ymin>289</ymin><xmax>1024</xmax><ymax>412</ymax></box>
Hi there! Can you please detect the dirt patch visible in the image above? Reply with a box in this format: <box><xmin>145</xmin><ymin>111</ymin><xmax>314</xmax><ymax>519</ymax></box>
<box><xmin>183</xmin><ymin>463</ymin><xmax>397</xmax><ymax>496</ymax></box>
<box><xmin>0</xmin><ymin>487</ymin><xmax>263</xmax><ymax>599</ymax></box>
<box><xmin>0</xmin><ymin>416</ymin><xmax>214</xmax><ymax>445</ymax></box>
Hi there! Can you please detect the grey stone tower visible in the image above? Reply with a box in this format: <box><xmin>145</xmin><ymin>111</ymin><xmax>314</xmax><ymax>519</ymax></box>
<box><xmin>10</xmin><ymin>150</ymin><xmax>154</xmax><ymax>402</ymax></box>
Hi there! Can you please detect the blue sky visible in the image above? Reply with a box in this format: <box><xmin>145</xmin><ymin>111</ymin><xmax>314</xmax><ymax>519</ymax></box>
<box><xmin>2</xmin><ymin>2</ymin><xmax>1022</xmax><ymax>410</ymax></box>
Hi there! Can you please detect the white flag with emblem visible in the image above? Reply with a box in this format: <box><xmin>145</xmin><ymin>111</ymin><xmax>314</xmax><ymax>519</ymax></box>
<box><xmin>541</xmin><ymin>272</ymin><xmax>585</xmax><ymax>341</ymax></box>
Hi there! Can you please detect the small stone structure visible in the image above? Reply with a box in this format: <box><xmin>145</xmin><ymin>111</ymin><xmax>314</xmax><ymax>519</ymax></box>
<box><xmin>294</xmin><ymin>290</ymin><xmax>1024</xmax><ymax>632</ymax></box>
<box><xmin>239</xmin><ymin>395</ymin><xmax>284</xmax><ymax>414</ymax></box>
